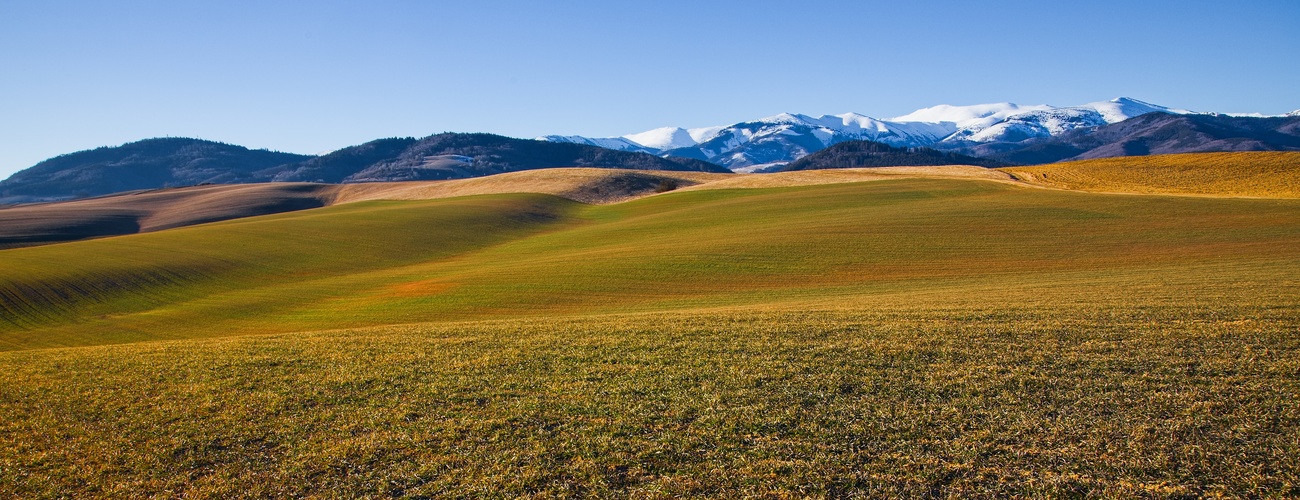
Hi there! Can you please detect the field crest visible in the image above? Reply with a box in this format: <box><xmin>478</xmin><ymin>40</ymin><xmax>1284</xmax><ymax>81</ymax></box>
<box><xmin>1002</xmin><ymin>151</ymin><xmax>1300</xmax><ymax>198</ymax></box>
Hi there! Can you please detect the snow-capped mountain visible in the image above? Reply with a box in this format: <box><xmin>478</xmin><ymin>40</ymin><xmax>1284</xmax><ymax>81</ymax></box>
<box><xmin>534</xmin><ymin>135</ymin><xmax>656</xmax><ymax>154</ymax></box>
<box><xmin>540</xmin><ymin>98</ymin><xmax>1195</xmax><ymax>170</ymax></box>
<box><xmin>655</xmin><ymin>112</ymin><xmax>959</xmax><ymax>171</ymax></box>
<box><xmin>537</xmin><ymin>126</ymin><xmax>727</xmax><ymax>154</ymax></box>
<box><xmin>912</xmin><ymin>98</ymin><xmax>1193</xmax><ymax>144</ymax></box>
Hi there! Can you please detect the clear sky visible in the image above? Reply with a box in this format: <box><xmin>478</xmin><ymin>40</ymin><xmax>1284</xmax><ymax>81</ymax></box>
<box><xmin>2</xmin><ymin>0</ymin><xmax>1298</xmax><ymax>180</ymax></box>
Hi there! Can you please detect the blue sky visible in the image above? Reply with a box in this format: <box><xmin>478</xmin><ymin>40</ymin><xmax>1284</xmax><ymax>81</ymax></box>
<box><xmin>2</xmin><ymin>0</ymin><xmax>1298</xmax><ymax>180</ymax></box>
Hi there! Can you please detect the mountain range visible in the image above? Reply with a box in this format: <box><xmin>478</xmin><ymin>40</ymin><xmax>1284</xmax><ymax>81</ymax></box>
<box><xmin>3</xmin><ymin>98</ymin><xmax>1298</xmax><ymax>203</ymax></box>
<box><xmin>976</xmin><ymin>112</ymin><xmax>1300</xmax><ymax>165</ymax></box>
<box><xmin>541</xmin><ymin>98</ymin><xmax>1299</xmax><ymax>171</ymax></box>
<box><xmin>0</xmin><ymin>134</ymin><xmax>727</xmax><ymax>203</ymax></box>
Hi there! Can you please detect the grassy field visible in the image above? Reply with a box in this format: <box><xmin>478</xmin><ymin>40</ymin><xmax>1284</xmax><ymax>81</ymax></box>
<box><xmin>1003</xmin><ymin>151</ymin><xmax>1300</xmax><ymax>198</ymax></box>
<box><xmin>3</xmin><ymin>306</ymin><xmax>1297</xmax><ymax>497</ymax></box>
<box><xmin>2</xmin><ymin>166</ymin><xmax>1299</xmax><ymax>496</ymax></box>
<box><xmin>5</xmin><ymin>177</ymin><xmax>1299</xmax><ymax>350</ymax></box>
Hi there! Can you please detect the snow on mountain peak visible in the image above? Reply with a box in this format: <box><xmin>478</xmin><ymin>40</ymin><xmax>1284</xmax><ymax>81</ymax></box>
<box><xmin>888</xmin><ymin>102</ymin><xmax>1053</xmax><ymax>129</ymax></box>
<box><xmin>617</xmin><ymin>124</ymin><xmax>728</xmax><ymax>150</ymax></box>
<box><xmin>756</xmin><ymin>112</ymin><xmax>814</xmax><ymax>125</ymax></box>
<box><xmin>686</xmin><ymin>126</ymin><xmax>726</xmax><ymax>143</ymax></box>
<box><xmin>534</xmin><ymin>134</ymin><xmax>649</xmax><ymax>152</ymax></box>
<box><xmin>622</xmin><ymin>127</ymin><xmax>698</xmax><ymax>151</ymax></box>
<box><xmin>825</xmin><ymin>112</ymin><xmax>889</xmax><ymax>131</ymax></box>
<box><xmin>1287</xmin><ymin>109</ymin><xmax>1300</xmax><ymax>117</ymax></box>
<box><xmin>537</xmin><ymin>97</ymin><xmax>1210</xmax><ymax>171</ymax></box>
<box><xmin>1077</xmin><ymin>97</ymin><xmax>1182</xmax><ymax>123</ymax></box>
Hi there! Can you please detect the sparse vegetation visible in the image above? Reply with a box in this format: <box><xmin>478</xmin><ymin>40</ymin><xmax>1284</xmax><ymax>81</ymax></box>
<box><xmin>2</xmin><ymin>306</ymin><xmax>1297</xmax><ymax>497</ymax></box>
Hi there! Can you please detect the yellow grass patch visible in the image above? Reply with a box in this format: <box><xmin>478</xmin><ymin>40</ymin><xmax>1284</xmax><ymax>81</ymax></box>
<box><xmin>330</xmin><ymin>168</ymin><xmax>729</xmax><ymax>205</ymax></box>
<box><xmin>1002</xmin><ymin>151</ymin><xmax>1300</xmax><ymax>198</ymax></box>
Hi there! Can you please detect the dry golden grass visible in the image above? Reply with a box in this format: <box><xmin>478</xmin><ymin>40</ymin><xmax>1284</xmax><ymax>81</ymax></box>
<box><xmin>330</xmin><ymin>168</ymin><xmax>728</xmax><ymax>205</ymax></box>
<box><xmin>9</xmin><ymin>151</ymin><xmax>1298</xmax><ymax>249</ymax></box>
<box><xmin>675</xmin><ymin>165</ymin><xmax>1012</xmax><ymax>191</ymax></box>
<box><xmin>1003</xmin><ymin>151</ymin><xmax>1300</xmax><ymax>198</ymax></box>
<box><xmin>0</xmin><ymin>167</ymin><xmax>1016</xmax><ymax>247</ymax></box>
<box><xmin>0</xmin><ymin>170</ymin><xmax>722</xmax><ymax>246</ymax></box>
<box><xmin>331</xmin><ymin>166</ymin><xmax>1013</xmax><ymax>203</ymax></box>
<box><xmin>0</xmin><ymin>183</ymin><xmax>335</xmax><ymax>247</ymax></box>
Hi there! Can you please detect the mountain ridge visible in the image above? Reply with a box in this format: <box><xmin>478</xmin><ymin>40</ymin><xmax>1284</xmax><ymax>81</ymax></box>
<box><xmin>981</xmin><ymin>113</ymin><xmax>1300</xmax><ymax>165</ymax></box>
<box><xmin>538</xmin><ymin>96</ymin><xmax>1300</xmax><ymax>168</ymax></box>
<box><xmin>5</xmin><ymin>98</ymin><xmax>1299</xmax><ymax>203</ymax></box>
<box><xmin>0</xmin><ymin>134</ymin><xmax>728</xmax><ymax>203</ymax></box>
<box><xmin>781</xmin><ymin>141</ymin><xmax>1009</xmax><ymax>171</ymax></box>
<box><xmin>0</xmin><ymin>138</ymin><xmax>312</xmax><ymax>203</ymax></box>
<box><xmin>540</xmin><ymin>97</ymin><xmax>1206</xmax><ymax>169</ymax></box>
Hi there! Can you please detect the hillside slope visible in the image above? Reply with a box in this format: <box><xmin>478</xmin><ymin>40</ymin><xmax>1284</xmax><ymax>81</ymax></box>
<box><xmin>3</xmin><ymin>173</ymin><xmax>1299</xmax><ymax>350</ymax></box>
<box><xmin>0</xmin><ymin>183</ymin><xmax>339</xmax><ymax>248</ymax></box>
<box><xmin>3</xmin><ymin>170</ymin><xmax>1299</xmax><ymax>496</ymax></box>
<box><xmin>0</xmin><ymin>169</ymin><xmax>727</xmax><ymax>248</ymax></box>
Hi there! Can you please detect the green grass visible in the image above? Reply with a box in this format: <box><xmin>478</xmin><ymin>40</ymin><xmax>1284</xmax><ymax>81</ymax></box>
<box><xmin>2</xmin><ymin>173</ymin><xmax>1300</xmax><ymax>496</ymax></box>
<box><xmin>5</xmin><ymin>178</ymin><xmax>1300</xmax><ymax>350</ymax></box>
<box><xmin>0</xmin><ymin>194</ymin><xmax>583</xmax><ymax>348</ymax></box>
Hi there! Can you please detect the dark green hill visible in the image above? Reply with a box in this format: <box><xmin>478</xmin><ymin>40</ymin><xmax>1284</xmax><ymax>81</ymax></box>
<box><xmin>338</xmin><ymin>133</ymin><xmax>728</xmax><ymax>182</ymax></box>
<box><xmin>1</xmin><ymin>134</ymin><xmax>728</xmax><ymax>202</ymax></box>
<box><xmin>264</xmin><ymin>137</ymin><xmax>419</xmax><ymax>183</ymax></box>
<box><xmin>781</xmin><ymin>140</ymin><xmax>1007</xmax><ymax>171</ymax></box>
<box><xmin>0</xmin><ymin>138</ymin><xmax>311</xmax><ymax>203</ymax></box>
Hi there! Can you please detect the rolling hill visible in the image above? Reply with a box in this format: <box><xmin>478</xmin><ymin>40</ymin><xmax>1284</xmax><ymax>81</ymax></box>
<box><xmin>0</xmin><ymin>169</ymin><xmax>728</xmax><ymax>248</ymax></box>
<box><xmin>1003</xmin><ymin>151</ymin><xmax>1300</xmax><ymax>197</ymax></box>
<box><xmin>2</xmin><ymin>161</ymin><xmax>1298</xmax><ymax>496</ymax></box>
<box><xmin>3</xmin><ymin>161</ymin><xmax>1298</xmax><ymax>349</ymax></box>
<box><xmin>0</xmin><ymin>183</ymin><xmax>337</xmax><ymax>248</ymax></box>
<box><xmin>0</xmin><ymin>166</ymin><xmax>1025</xmax><ymax>248</ymax></box>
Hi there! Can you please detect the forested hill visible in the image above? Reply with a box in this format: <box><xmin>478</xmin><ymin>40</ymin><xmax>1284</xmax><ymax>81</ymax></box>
<box><xmin>781</xmin><ymin>140</ymin><xmax>1007</xmax><ymax>171</ymax></box>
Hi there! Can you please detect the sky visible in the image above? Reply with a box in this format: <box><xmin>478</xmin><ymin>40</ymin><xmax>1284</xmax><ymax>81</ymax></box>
<box><xmin>2</xmin><ymin>0</ymin><xmax>1298</xmax><ymax>180</ymax></box>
